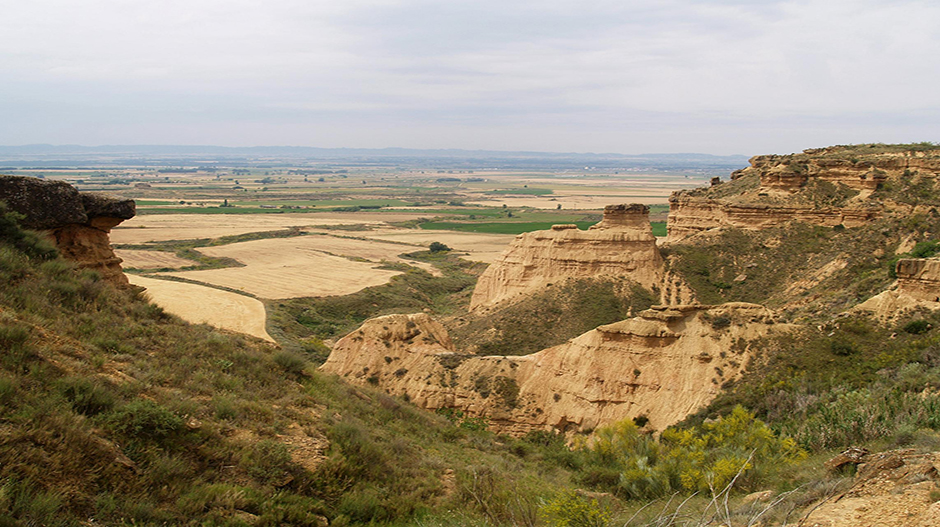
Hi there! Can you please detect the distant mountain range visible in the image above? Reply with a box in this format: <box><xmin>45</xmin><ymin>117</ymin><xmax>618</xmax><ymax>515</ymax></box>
<box><xmin>0</xmin><ymin>144</ymin><xmax>750</xmax><ymax>172</ymax></box>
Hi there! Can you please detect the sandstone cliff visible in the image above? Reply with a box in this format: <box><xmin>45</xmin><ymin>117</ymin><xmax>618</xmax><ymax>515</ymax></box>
<box><xmin>667</xmin><ymin>196</ymin><xmax>882</xmax><ymax>242</ymax></box>
<box><xmin>0</xmin><ymin>176</ymin><xmax>135</xmax><ymax>286</ymax></box>
<box><xmin>470</xmin><ymin>204</ymin><xmax>663</xmax><ymax>311</ymax></box>
<box><xmin>855</xmin><ymin>257</ymin><xmax>940</xmax><ymax>318</ymax></box>
<box><xmin>667</xmin><ymin>145</ymin><xmax>940</xmax><ymax>242</ymax></box>
<box><xmin>320</xmin><ymin>305</ymin><xmax>784</xmax><ymax>436</ymax></box>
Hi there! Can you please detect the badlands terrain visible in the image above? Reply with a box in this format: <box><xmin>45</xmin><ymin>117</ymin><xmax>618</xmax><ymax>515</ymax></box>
<box><xmin>2</xmin><ymin>144</ymin><xmax>940</xmax><ymax>525</ymax></box>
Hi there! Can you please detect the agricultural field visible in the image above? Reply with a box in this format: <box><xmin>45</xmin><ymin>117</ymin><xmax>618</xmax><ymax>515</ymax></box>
<box><xmin>129</xmin><ymin>275</ymin><xmax>274</xmax><ymax>341</ymax></box>
<box><xmin>19</xmin><ymin>164</ymin><xmax>694</xmax><ymax>337</ymax></box>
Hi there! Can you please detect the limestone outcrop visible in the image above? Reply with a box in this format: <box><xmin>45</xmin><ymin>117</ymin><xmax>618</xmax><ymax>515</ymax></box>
<box><xmin>470</xmin><ymin>204</ymin><xmax>663</xmax><ymax>310</ymax></box>
<box><xmin>0</xmin><ymin>176</ymin><xmax>136</xmax><ymax>286</ymax></box>
<box><xmin>320</xmin><ymin>305</ymin><xmax>784</xmax><ymax>436</ymax></box>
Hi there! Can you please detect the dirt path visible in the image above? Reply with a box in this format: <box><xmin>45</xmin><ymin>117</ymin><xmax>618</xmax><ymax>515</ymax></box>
<box><xmin>129</xmin><ymin>275</ymin><xmax>275</xmax><ymax>342</ymax></box>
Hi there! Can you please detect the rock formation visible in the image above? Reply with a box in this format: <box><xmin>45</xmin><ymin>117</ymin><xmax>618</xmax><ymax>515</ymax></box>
<box><xmin>320</xmin><ymin>304</ymin><xmax>784</xmax><ymax>436</ymax></box>
<box><xmin>0</xmin><ymin>176</ymin><xmax>136</xmax><ymax>286</ymax></box>
<box><xmin>667</xmin><ymin>196</ymin><xmax>882</xmax><ymax>242</ymax></box>
<box><xmin>667</xmin><ymin>146</ymin><xmax>940</xmax><ymax>242</ymax></box>
<box><xmin>741</xmin><ymin>147</ymin><xmax>940</xmax><ymax>194</ymax></box>
<box><xmin>470</xmin><ymin>204</ymin><xmax>663</xmax><ymax>310</ymax></box>
<box><xmin>855</xmin><ymin>258</ymin><xmax>940</xmax><ymax>318</ymax></box>
<box><xmin>895</xmin><ymin>258</ymin><xmax>940</xmax><ymax>302</ymax></box>
<box><xmin>805</xmin><ymin>449</ymin><xmax>940</xmax><ymax>527</ymax></box>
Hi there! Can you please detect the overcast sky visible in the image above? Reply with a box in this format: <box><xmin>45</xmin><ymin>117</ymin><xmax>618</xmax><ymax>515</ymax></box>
<box><xmin>1</xmin><ymin>0</ymin><xmax>938</xmax><ymax>155</ymax></box>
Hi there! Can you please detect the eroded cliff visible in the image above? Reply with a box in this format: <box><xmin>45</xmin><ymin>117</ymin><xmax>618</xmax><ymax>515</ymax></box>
<box><xmin>320</xmin><ymin>305</ymin><xmax>784</xmax><ymax>436</ymax></box>
<box><xmin>667</xmin><ymin>145</ymin><xmax>940</xmax><ymax>242</ymax></box>
<box><xmin>855</xmin><ymin>257</ymin><xmax>940</xmax><ymax>318</ymax></box>
<box><xmin>470</xmin><ymin>204</ymin><xmax>664</xmax><ymax>311</ymax></box>
<box><xmin>0</xmin><ymin>176</ymin><xmax>135</xmax><ymax>286</ymax></box>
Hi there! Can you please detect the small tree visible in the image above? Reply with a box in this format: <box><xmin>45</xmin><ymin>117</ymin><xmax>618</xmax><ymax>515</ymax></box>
<box><xmin>429</xmin><ymin>242</ymin><xmax>451</xmax><ymax>253</ymax></box>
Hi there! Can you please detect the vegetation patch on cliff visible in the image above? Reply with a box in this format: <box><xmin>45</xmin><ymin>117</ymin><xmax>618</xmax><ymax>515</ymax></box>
<box><xmin>451</xmin><ymin>278</ymin><xmax>656</xmax><ymax>356</ymax></box>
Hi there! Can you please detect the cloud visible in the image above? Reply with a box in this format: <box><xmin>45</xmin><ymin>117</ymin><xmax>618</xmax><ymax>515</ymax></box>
<box><xmin>1</xmin><ymin>0</ymin><xmax>938</xmax><ymax>152</ymax></box>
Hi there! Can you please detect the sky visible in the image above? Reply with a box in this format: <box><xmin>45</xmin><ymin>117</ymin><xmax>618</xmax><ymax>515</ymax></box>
<box><xmin>1</xmin><ymin>0</ymin><xmax>939</xmax><ymax>155</ymax></box>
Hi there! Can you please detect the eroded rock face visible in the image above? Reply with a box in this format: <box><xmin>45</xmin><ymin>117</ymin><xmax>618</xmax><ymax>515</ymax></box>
<box><xmin>896</xmin><ymin>258</ymin><xmax>940</xmax><ymax>302</ymax></box>
<box><xmin>665</xmin><ymin>147</ymin><xmax>940</xmax><ymax>242</ymax></box>
<box><xmin>667</xmin><ymin>195</ymin><xmax>882</xmax><ymax>242</ymax></box>
<box><xmin>852</xmin><ymin>258</ymin><xmax>940</xmax><ymax>318</ymax></box>
<box><xmin>470</xmin><ymin>204</ymin><xmax>664</xmax><ymax>311</ymax></box>
<box><xmin>805</xmin><ymin>449</ymin><xmax>940</xmax><ymax>527</ymax></box>
<box><xmin>320</xmin><ymin>305</ymin><xmax>784</xmax><ymax>436</ymax></box>
<box><xmin>733</xmin><ymin>147</ymin><xmax>940</xmax><ymax>194</ymax></box>
<box><xmin>0</xmin><ymin>176</ymin><xmax>136</xmax><ymax>286</ymax></box>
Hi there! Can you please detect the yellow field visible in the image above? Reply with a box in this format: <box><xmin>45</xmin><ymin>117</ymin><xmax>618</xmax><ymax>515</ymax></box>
<box><xmin>116</xmin><ymin>249</ymin><xmax>196</xmax><ymax>269</ymax></box>
<box><xmin>110</xmin><ymin>212</ymin><xmax>433</xmax><ymax>244</ymax></box>
<box><xmin>129</xmin><ymin>275</ymin><xmax>274</xmax><ymax>342</ymax></box>
<box><xmin>158</xmin><ymin>241</ymin><xmax>404</xmax><ymax>300</ymax></box>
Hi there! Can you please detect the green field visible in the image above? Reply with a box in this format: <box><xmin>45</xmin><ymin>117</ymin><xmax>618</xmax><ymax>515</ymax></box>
<box><xmin>134</xmin><ymin>200</ymin><xmax>179</xmax><ymax>206</ymax></box>
<box><xmin>229</xmin><ymin>198</ymin><xmax>415</xmax><ymax>208</ymax></box>
<box><xmin>420</xmin><ymin>220</ymin><xmax>667</xmax><ymax>236</ymax></box>
<box><xmin>487</xmin><ymin>188</ymin><xmax>553</xmax><ymax>195</ymax></box>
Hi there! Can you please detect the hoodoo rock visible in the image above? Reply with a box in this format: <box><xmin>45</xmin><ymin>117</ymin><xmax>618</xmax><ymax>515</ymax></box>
<box><xmin>469</xmin><ymin>204</ymin><xmax>664</xmax><ymax>311</ymax></box>
<box><xmin>0</xmin><ymin>176</ymin><xmax>136</xmax><ymax>286</ymax></box>
<box><xmin>320</xmin><ymin>304</ymin><xmax>785</xmax><ymax>436</ymax></box>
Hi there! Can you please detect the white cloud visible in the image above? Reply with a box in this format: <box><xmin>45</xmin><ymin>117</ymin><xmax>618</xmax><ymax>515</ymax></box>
<box><xmin>0</xmin><ymin>0</ymin><xmax>938</xmax><ymax>153</ymax></box>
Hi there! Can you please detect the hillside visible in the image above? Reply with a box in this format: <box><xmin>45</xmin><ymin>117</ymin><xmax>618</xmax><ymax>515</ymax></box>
<box><xmin>5</xmin><ymin>144</ymin><xmax>940</xmax><ymax>526</ymax></box>
<box><xmin>0</xmin><ymin>199</ymin><xmax>580</xmax><ymax>525</ymax></box>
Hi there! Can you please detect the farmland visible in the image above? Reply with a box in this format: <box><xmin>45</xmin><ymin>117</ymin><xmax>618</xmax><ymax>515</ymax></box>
<box><xmin>12</xmin><ymin>163</ymin><xmax>701</xmax><ymax>336</ymax></box>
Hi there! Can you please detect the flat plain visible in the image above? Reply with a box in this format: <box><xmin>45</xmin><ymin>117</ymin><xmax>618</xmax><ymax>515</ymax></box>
<box><xmin>27</xmin><ymin>165</ymin><xmax>699</xmax><ymax>338</ymax></box>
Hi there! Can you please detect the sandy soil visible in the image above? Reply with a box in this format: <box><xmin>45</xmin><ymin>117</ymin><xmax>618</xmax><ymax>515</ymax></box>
<box><xmin>116</xmin><ymin>249</ymin><xmax>196</xmax><ymax>269</ymax></box>
<box><xmin>129</xmin><ymin>275</ymin><xmax>274</xmax><ymax>342</ymax></box>
<box><xmin>111</xmin><ymin>212</ymin><xmax>433</xmax><ymax>244</ymax></box>
<box><xmin>158</xmin><ymin>239</ymin><xmax>405</xmax><ymax>299</ymax></box>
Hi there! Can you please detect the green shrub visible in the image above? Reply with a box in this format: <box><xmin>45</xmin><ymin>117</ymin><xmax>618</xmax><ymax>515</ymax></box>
<box><xmin>273</xmin><ymin>350</ymin><xmax>308</xmax><ymax>377</ymax></box>
<box><xmin>242</xmin><ymin>440</ymin><xmax>293</xmax><ymax>485</ymax></box>
<box><xmin>0</xmin><ymin>202</ymin><xmax>58</xmax><ymax>261</ymax></box>
<box><xmin>540</xmin><ymin>489</ymin><xmax>610</xmax><ymax>527</ymax></box>
<box><xmin>903</xmin><ymin>319</ymin><xmax>932</xmax><ymax>335</ymax></box>
<box><xmin>56</xmin><ymin>377</ymin><xmax>116</xmax><ymax>416</ymax></box>
<box><xmin>577</xmin><ymin>407</ymin><xmax>805</xmax><ymax>500</ymax></box>
<box><xmin>428</xmin><ymin>241</ymin><xmax>451</xmax><ymax>252</ymax></box>
<box><xmin>107</xmin><ymin>399</ymin><xmax>184</xmax><ymax>440</ymax></box>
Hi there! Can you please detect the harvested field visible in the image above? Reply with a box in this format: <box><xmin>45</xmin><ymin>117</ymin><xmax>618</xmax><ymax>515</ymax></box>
<box><xmin>358</xmin><ymin>228</ymin><xmax>516</xmax><ymax>263</ymax></box>
<box><xmin>111</xmin><ymin>212</ymin><xmax>433</xmax><ymax>244</ymax></box>
<box><xmin>116</xmin><ymin>249</ymin><xmax>196</xmax><ymax>269</ymax></box>
<box><xmin>159</xmin><ymin>237</ymin><xmax>405</xmax><ymax>299</ymax></box>
<box><xmin>129</xmin><ymin>275</ymin><xmax>274</xmax><ymax>342</ymax></box>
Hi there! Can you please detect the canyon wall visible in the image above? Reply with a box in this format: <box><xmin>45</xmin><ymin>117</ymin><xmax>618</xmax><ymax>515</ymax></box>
<box><xmin>741</xmin><ymin>148</ymin><xmax>940</xmax><ymax>194</ymax></box>
<box><xmin>667</xmin><ymin>147</ymin><xmax>940</xmax><ymax>242</ymax></box>
<box><xmin>667</xmin><ymin>196</ymin><xmax>882</xmax><ymax>242</ymax></box>
<box><xmin>320</xmin><ymin>304</ymin><xmax>783</xmax><ymax>436</ymax></box>
<box><xmin>0</xmin><ymin>176</ymin><xmax>135</xmax><ymax>286</ymax></box>
<box><xmin>470</xmin><ymin>204</ymin><xmax>663</xmax><ymax>310</ymax></box>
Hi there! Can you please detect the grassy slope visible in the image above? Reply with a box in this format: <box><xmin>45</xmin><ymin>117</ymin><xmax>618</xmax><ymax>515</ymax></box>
<box><xmin>667</xmin><ymin>155</ymin><xmax>940</xmax><ymax>453</ymax></box>
<box><xmin>450</xmin><ymin>279</ymin><xmax>656</xmax><ymax>356</ymax></box>
<box><xmin>0</xmin><ymin>213</ymin><xmax>575</xmax><ymax>526</ymax></box>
